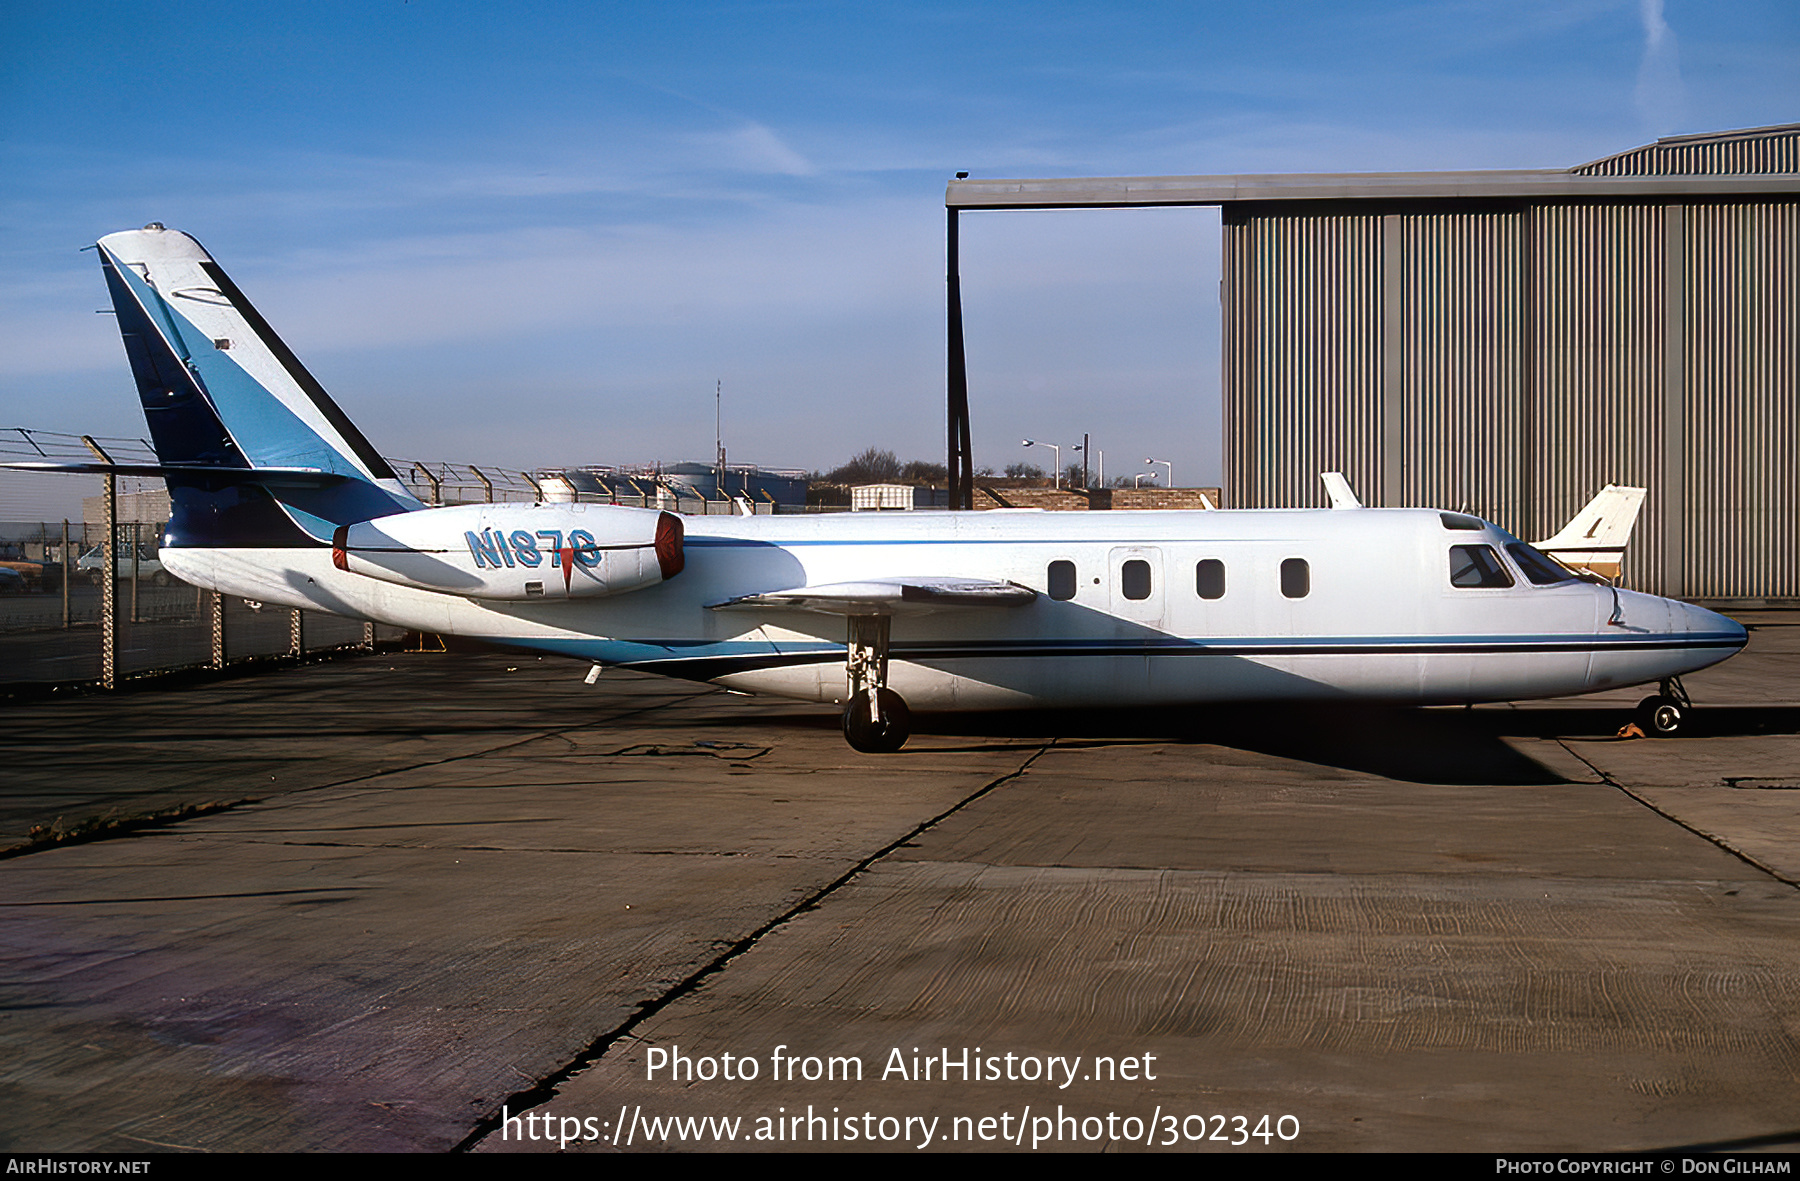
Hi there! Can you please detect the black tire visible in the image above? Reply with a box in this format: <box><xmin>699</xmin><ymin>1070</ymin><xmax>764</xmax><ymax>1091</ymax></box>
<box><xmin>1635</xmin><ymin>694</ymin><xmax>1685</xmax><ymax>737</ymax></box>
<box><xmin>842</xmin><ymin>689</ymin><xmax>911</xmax><ymax>753</ymax></box>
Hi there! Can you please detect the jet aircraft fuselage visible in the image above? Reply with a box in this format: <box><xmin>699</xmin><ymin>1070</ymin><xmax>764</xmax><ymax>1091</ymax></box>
<box><xmin>26</xmin><ymin>225</ymin><xmax>1746</xmax><ymax>751</ymax></box>
<box><xmin>169</xmin><ymin>502</ymin><xmax>1741</xmax><ymax>717</ymax></box>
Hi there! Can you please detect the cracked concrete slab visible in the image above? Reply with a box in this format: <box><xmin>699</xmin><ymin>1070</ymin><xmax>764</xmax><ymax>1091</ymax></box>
<box><xmin>1537</xmin><ymin>620</ymin><xmax>1800</xmax><ymax>887</ymax></box>
<box><xmin>506</xmin><ymin>729</ymin><xmax>1800</xmax><ymax>1153</ymax></box>
<box><xmin>5</xmin><ymin>615</ymin><xmax>1798</xmax><ymax>1153</ymax></box>
<box><xmin>0</xmin><ymin>656</ymin><xmax>1034</xmax><ymax>1151</ymax></box>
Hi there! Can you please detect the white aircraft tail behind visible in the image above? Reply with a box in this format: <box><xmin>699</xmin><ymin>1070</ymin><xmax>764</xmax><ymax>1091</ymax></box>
<box><xmin>1533</xmin><ymin>485</ymin><xmax>1646</xmax><ymax>582</ymax></box>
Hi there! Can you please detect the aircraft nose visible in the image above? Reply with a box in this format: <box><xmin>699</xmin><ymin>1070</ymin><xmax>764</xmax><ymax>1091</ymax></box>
<box><xmin>1679</xmin><ymin>600</ymin><xmax>1748</xmax><ymax>647</ymax></box>
<box><xmin>1592</xmin><ymin>590</ymin><xmax>1746</xmax><ymax>689</ymax></box>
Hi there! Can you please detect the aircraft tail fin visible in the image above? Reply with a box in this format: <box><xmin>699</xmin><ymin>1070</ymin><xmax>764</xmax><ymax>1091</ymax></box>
<box><xmin>1532</xmin><ymin>484</ymin><xmax>1646</xmax><ymax>581</ymax></box>
<box><xmin>1319</xmin><ymin>471</ymin><xmax>1362</xmax><ymax>509</ymax></box>
<box><xmin>95</xmin><ymin>225</ymin><xmax>419</xmax><ymax>546</ymax></box>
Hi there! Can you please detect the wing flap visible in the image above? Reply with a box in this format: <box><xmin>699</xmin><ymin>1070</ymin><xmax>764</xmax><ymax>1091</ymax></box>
<box><xmin>708</xmin><ymin>576</ymin><xmax>1037</xmax><ymax>616</ymax></box>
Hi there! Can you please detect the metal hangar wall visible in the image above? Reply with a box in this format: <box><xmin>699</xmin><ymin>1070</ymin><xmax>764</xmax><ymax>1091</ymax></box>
<box><xmin>946</xmin><ymin>124</ymin><xmax>1800</xmax><ymax>604</ymax></box>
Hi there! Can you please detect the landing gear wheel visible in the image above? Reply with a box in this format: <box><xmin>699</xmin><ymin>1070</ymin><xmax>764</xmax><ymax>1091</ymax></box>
<box><xmin>843</xmin><ymin>688</ymin><xmax>910</xmax><ymax>753</ymax></box>
<box><xmin>1635</xmin><ymin>694</ymin><xmax>1685</xmax><ymax>737</ymax></box>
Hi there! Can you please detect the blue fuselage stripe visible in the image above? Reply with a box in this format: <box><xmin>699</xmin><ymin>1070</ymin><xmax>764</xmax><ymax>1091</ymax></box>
<box><xmin>504</xmin><ymin>630</ymin><xmax>1745</xmax><ymax>677</ymax></box>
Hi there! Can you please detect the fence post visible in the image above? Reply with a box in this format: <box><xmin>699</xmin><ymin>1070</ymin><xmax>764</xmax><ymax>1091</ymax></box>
<box><xmin>78</xmin><ymin>439</ymin><xmax>121</xmax><ymax>687</ymax></box>
<box><xmin>211</xmin><ymin>590</ymin><xmax>225</xmax><ymax>669</ymax></box>
<box><xmin>100</xmin><ymin>473</ymin><xmax>116</xmax><ymax>689</ymax></box>
<box><xmin>412</xmin><ymin>462</ymin><xmax>442</xmax><ymax>506</ymax></box>
<box><xmin>130</xmin><ymin>521</ymin><xmax>141</xmax><ymax>624</ymax></box>
<box><xmin>60</xmin><ymin>520</ymin><xmax>70</xmax><ymax>630</ymax></box>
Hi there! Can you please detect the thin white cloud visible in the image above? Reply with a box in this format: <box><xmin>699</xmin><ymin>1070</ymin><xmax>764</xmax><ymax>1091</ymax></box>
<box><xmin>249</xmin><ymin>200</ymin><xmax>935</xmax><ymax>352</ymax></box>
<box><xmin>0</xmin><ymin>197</ymin><xmax>1219</xmax><ymax>479</ymax></box>
<box><xmin>1634</xmin><ymin>0</ymin><xmax>1687</xmax><ymax>135</ymax></box>
<box><xmin>706</xmin><ymin>122</ymin><xmax>817</xmax><ymax>177</ymax></box>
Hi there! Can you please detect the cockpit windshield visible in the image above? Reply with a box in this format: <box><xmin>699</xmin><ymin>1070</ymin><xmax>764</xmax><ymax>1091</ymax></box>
<box><xmin>1449</xmin><ymin>544</ymin><xmax>1514</xmax><ymax>588</ymax></box>
<box><xmin>1505</xmin><ymin>541</ymin><xmax>1578</xmax><ymax>586</ymax></box>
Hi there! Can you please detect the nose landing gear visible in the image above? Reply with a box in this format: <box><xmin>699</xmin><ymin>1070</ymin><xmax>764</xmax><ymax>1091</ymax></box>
<box><xmin>1634</xmin><ymin>676</ymin><xmax>1693</xmax><ymax>737</ymax></box>
<box><xmin>842</xmin><ymin>614</ymin><xmax>911</xmax><ymax>753</ymax></box>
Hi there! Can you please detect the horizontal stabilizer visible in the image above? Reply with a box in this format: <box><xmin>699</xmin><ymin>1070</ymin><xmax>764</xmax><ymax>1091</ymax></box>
<box><xmin>0</xmin><ymin>461</ymin><xmax>352</xmax><ymax>487</ymax></box>
<box><xmin>708</xmin><ymin>577</ymin><xmax>1037</xmax><ymax>616</ymax></box>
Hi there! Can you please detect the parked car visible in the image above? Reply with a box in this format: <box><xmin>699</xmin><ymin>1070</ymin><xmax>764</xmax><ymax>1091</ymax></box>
<box><xmin>0</xmin><ymin>560</ymin><xmax>47</xmax><ymax>591</ymax></box>
<box><xmin>0</xmin><ymin>542</ymin><xmax>59</xmax><ymax>592</ymax></box>
<box><xmin>0</xmin><ymin>566</ymin><xmax>25</xmax><ymax>594</ymax></box>
<box><xmin>75</xmin><ymin>544</ymin><xmax>171</xmax><ymax>585</ymax></box>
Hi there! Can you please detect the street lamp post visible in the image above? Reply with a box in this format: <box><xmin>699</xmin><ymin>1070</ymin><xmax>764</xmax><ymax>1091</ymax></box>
<box><xmin>1022</xmin><ymin>439</ymin><xmax>1061</xmax><ymax>489</ymax></box>
<box><xmin>1145</xmin><ymin>458</ymin><xmax>1173</xmax><ymax>487</ymax></box>
<box><xmin>1073</xmin><ymin>436</ymin><xmax>1102</xmax><ymax>489</ymax></box>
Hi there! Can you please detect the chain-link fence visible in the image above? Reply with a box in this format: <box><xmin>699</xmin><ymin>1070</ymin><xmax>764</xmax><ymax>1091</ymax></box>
<box><xmin>1</xmin><ymin>429</ymin><xmax>820</xmax><ymax>689</ymax></box>
<box><xmin>386</xmin><ymin>459</ymin><xmax>787</xmax><ymax>515</ymax></box>
<box><xmin>2</xmin><ymin>434</ymin><xmax>403</xmax><ymax>690</ymax></box>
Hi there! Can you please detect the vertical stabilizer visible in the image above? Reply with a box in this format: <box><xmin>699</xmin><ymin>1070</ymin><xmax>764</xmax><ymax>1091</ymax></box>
<box><xmin>96</xmin><ymin>225</ymin><xmax>419</xmax><ymax>545</ymax></box>
<box><xmin>1320</xmin><ymin>471</ymin><xmax>1363</xmax><ymax>509</ymax></box>
<box><xmin>1532</xmin><ymin>485</ymin><xmax>1647</xmax><ymax>581</ymax></box>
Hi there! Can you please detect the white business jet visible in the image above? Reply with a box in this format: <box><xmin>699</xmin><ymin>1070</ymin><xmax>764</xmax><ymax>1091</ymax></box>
<box><xmin>25</xmin><ymin>226</ymin><xmax>1747</xmax><ymax>751</ymax></box>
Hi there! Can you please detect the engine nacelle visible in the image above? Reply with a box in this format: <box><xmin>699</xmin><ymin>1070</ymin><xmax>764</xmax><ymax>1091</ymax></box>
<box><xmin>332</xmin><ymin>503</ymin><xmax>683</xmax><ymax>601</ymax></box>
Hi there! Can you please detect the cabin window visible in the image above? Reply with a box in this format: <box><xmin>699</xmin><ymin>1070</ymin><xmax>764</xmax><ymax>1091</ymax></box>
<box><xmin>1449</xmin><ymin>544</ymin><xmax>1514</xmax><ymax>588</ymax></box>
<box><xmin>1280</xmin><ymin>558</ymin><xmax>1309</xmax><ymax>599</ymax></box>
<box><xmin>1121</xmin><ymin>559</ymin><xmax>1153</xmax><ymax>601</ymax></box>
<box><xmin>1195</xmin><ymin>558</ymin><xmax>1225</xmax><ymax>600</ymax></box>
<box><xmin>1506</xmin><ymin>542</ymin><xmax>1577</xmax><ymax>586</ymax></box>
<box><xmin>1048</xmin><ymin>560</ymin><xmax>1077</xmax><ymax>601</ymax></box>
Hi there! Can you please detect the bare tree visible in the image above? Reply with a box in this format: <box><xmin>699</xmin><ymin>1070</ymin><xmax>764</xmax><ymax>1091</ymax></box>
<box><xmin>827</xmin><ymin>447</ymin><xmax>902</xmax><ymax>484</ymax></box>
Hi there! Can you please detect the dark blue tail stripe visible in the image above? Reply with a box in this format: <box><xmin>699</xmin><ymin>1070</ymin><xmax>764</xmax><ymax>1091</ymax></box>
<box><xmin>102</xmin><ymin>253</ymin><xmax>246</xmax><ymax>470</ymax></box>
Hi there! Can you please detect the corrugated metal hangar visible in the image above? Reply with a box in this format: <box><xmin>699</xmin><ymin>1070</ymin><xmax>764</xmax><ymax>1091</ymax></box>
<box><xmin>946</xmin><ymin>124</ymin><xmax>1800</xmax><ymax>605</ymax></box>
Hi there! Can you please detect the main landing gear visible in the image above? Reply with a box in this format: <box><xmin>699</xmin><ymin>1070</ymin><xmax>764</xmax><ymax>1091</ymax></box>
<box><xmin>1634</xmin><ymin>676</ymin><xmax>1693</xmax><ymax>737</ymax></box>
<box><xmin>841</xmin><ymin>614</ymin><xmax>911</xmax><ymax>753</ymax></box>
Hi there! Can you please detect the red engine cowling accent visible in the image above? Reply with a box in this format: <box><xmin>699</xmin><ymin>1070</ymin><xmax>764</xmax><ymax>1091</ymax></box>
<box><xmin>655</xmin><ymin>511</ymin><xmax>685</xmax><ymax>579</ymax></box>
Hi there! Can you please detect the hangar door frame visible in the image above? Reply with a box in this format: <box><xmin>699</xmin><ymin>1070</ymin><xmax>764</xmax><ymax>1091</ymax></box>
<box><xmin>945</xmin><ymin>167</ymin><xmax>1800</xmax><ymax>604</ymax></box>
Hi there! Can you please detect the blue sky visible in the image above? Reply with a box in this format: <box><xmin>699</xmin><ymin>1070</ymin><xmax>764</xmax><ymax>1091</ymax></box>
<box><xmin>2</xmin><ymin>0</ymin><xmax>1796</xmax><ymax>486</ymax></box>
